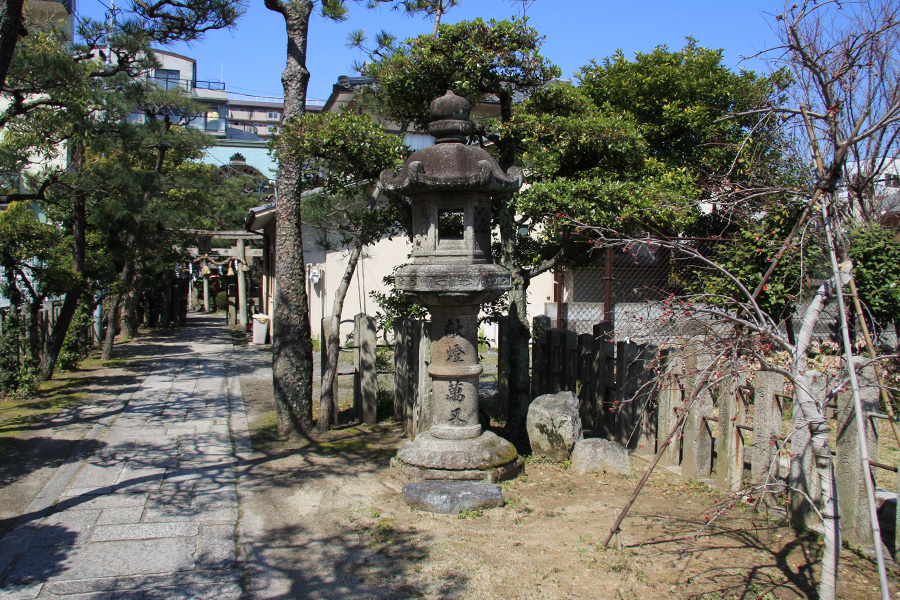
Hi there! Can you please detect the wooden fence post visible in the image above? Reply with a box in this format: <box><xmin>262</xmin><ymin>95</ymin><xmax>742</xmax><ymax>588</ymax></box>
<box><xmin>636</xmin><ymin>344</ymin><xmax>660</xmax><ymax>455</ymax></box>
<box><xmin>563</xmin><ymin>330</ymin><xmax>578</xmax><ymax>393</ymax></box>
<box><xmin>498</xmin><ymin>316</ymin><xmax>509</xmax><ymax>419</ymax></box>
<box><xmin>354</xmin><ymin>313</ymin><xmax>377</xmax><ymax>424</ymax></box>
<box><xmin>531</xmin><ymin>315</ymin><xmax>551</xmax><ymax>399</ymax></box>
<box><xmin>577</xmin><ymin>333</ymin><xmax>595</xmax><ymax>432</ymax></box>
<box><xmin>615</xmin><ymin>341</ymin><xmax>640</xmax><ymax>448</ymax></box>
<box><xmin>593</xmin><ymin>323</ymin><xmax>615</xmax><ymax>439</ymax></box>
<box><xmin>548</xmin><ymin>329</ymin><xmax>564</xmax><ymax>394</ymax></box>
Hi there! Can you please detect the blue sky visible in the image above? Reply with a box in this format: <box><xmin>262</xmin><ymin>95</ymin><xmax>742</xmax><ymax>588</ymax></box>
<box><xmin>79</xmin><ymin>0</ymin><xmax>784</xmax><ymax>103</ymax></box>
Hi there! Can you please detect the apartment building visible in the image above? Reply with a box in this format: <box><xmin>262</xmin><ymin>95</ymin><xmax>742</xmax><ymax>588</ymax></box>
<box><xmin>143</xmin><ymin>50</ymin><xmax>229</xmax><ymax>138</ymax></box>
<box><xmin>226</xmin><ymin>96</ymin><xmax>283</xmax><ymax>142</ymax></box>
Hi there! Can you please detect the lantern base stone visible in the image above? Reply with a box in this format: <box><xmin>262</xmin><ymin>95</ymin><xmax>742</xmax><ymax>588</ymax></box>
<box><xmin>392</xmin><ymin>431</ymin><xmax>522</xmax><ymax>483</ymax></box>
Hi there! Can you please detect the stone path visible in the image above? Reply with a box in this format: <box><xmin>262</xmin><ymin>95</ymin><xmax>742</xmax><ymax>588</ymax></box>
<box><xmin>0</xmin><ymin>315</ymin><xmax>251</xmax><ymax>600</ymax></box>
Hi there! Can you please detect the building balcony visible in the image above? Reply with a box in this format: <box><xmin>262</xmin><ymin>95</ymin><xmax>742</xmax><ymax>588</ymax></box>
<box><xmin>147</xmin><ymin>75</ymin><xmax>227</xmax><ymax>100</ymax></box>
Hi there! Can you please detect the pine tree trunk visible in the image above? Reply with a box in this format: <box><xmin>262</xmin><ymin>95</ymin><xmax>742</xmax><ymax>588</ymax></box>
<box><xmin>496</xmin><ymin>193</ymin><xmax>532</xmax><ymax>440</ymax></box>
<box><xmin>267</xmin><ymin>0</ymin><xmax>315</xmax><ymax>436</ymax></box>
<box><xmin>318</xmin><ymin>239</ymin><xmax>364</xmax><ymax>432</ymax></box>
<box><xmin>101</xmin><ymin>293</ymin><xmax>122</xmax><ymax>361</ymax></box>
<box><xmin>0</xmin><ymin>0</ymin><xmax>25</xmax><ymax>93</ymax></box>
<box><xmin>26</xmin><ymin>294</ymin><xmax>41</xmax><ymax>363</ymax></box>
<box><xmin>37</xmin><ymin>142</ymin><xmax>87</xmax><ymax>382</ymax></box>
<box><xmin>122</xmin><ymin>253</ymin><xmax>145</xmax><ymax>339</ymax></box>
<box><xmin>102</xmin><ymin>250</ymin><xmax>136</xmax><ymax>361</ymax></box>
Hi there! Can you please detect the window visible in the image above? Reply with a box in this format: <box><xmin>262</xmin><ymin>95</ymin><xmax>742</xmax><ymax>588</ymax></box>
<box><xmin>885</xmin><ymin>174</ymin><xmax>900</xmax><ymax>188</ymax></box>
<box><xmin>155</xmin><ymin>69</ymin><xmax>180</xmax><ymax>81</ymax></box>
<box><xmin>152</xmin><ymin>69</ymin><xmax>182</xmax><ymax>91</ymax></box>
<box><xmin>438</xmin><ymin>210</ymin><xmax>465</xmax><ymax>240</ymax></box>
<box><xmin>267</xmin><ymin>111</ymin><xmax>281</xmax><ymax>120</ymax></box>
<box><xmin>267</xmin><ymin>125</ymin><xmax>278</xmax><ymax>133</ymax></box>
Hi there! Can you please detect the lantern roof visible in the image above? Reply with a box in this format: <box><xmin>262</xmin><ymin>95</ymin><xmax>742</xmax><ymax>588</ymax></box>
<box><xmin>380</xmin><ymin>91</ymin><xmax>523</xmax><ymax>195</ymax></box>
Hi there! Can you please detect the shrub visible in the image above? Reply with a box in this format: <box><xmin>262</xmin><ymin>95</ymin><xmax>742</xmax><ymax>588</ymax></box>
<box><xmin>215</xmin><ymin>291</ymin><xmax>228</xmax><ymax>312</ymax></box>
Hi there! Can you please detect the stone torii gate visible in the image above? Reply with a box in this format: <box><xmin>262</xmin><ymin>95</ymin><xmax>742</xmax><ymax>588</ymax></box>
<box><xmin>181</xmin><ymin>229</ymin><xmax>263</xmax><ymax>326</ymax></box>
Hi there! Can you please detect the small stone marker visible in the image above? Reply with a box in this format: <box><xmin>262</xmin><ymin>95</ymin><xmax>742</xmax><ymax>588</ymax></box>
<box><xmin>401</xmin><ymin>481</ymin><xmax>505</xmax><ymax>514</ymax></box>
<box><xmin>526</xmin><ymin>391</ymin><xmax>583</xmax><ymax>461</ymax></box>
<box><xmin>571</xmin><ymin>438</ymin><xmax>632</xmax><ymax>475</ymax></box>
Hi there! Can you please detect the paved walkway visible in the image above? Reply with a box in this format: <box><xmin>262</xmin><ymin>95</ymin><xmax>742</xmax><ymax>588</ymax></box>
<box><xmin>0</xmin><ymin>315</ymin><xmax>252</xmax><ymax>600</ymax></box>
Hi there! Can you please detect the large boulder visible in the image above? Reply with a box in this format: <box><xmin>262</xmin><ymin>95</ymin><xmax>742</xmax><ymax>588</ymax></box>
<box><xmin>526</xmin><ymin>391</ymin><xmax>583</xmax><ymax>461</ymax></box>
<box><xmin>570</xmin><ymin>438</ymin><xmax>631</xmax><ymax>475</ymax></box>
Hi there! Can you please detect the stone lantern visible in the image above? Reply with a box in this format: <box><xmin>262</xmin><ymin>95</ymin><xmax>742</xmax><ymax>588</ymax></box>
<box><xmin>381</xmin><ymin>91</ymin><xmax>523</xmax><ymax>482</ymax></box>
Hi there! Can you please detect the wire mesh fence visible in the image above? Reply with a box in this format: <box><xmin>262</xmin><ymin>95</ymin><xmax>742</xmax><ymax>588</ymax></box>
<box><xmin>556</xmin><ymin>238</ymin><xmax>897</xmax><ymax>349</ymax></box>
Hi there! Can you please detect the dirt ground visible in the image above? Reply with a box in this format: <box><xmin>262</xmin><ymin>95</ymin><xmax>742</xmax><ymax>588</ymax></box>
<box><xmin>1</xmin><ymin>324</ymin><xmax>897</xmax><ymax>599</ymax></box>
<box><xmin>233</xmin><ymin>342</ymin><xmax>898</xmax><ymax>600</ymax></box>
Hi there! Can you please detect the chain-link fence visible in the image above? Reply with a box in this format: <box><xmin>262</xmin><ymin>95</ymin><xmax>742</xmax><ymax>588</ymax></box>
<box><xmin>556</xmin><ymin>238</ymin><xmax>897</xmax><ymax>348</ymax></box>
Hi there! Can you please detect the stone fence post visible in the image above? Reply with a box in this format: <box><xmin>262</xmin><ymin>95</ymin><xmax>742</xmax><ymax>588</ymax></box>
<box><xmin>751</xmin><ymin>371</ymin><xmax>785</xmax><ymax>507</ymax></box>
<box><xmin>716</xmin><ymin>373</ymin><xmax>746</xmax><ymax>492</ymax></box>
<box><xmin>321</xmin><ymin>317</ymin><xmax>339</xmax><ymax>425</ymax></box>
<box><xmin>681</xmin><ymin>352</ymin><xmax>714</xmax><ymax>480</ymax></box>
<box><xmin>836</xmin><ymin>369</ymin><xmax>879</xmax><ymax>547</ymax></box>
<box><xmin>655</xmin><ymin>349</ymin><xmax>682</xmax><ymax>467</ymax></box>
<box><xmin>354</xmin><ymin>313</ymin><xmax>377</xmax><ymax>424</ymax></box>
<box><xmin>394</xmin><ymin>318</ymin><xmax>414</xmax><ymax>425</ymax></box>
<box><xmin>409</xmin><ymin>320</ymin><xmax>432</xmax><ymax>438</ymax></box>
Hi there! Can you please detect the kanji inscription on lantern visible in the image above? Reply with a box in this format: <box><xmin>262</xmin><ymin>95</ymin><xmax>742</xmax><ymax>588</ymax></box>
<box><xmin>445</xmin><ymin>318</ymin><xmax>463</xmax><ymax>337</ymax></box>
<box><xmin>448</xmin><ymin>407</ymin><xmax>467</xmax><ymax>424</ymax></box>
<box><xmin>446</xmin><ymin>344</ymin><xmax>466</xmax><ymax>362</ymax></box>
<box><xmin>447</xmin><ymin>381</ymin><xmax>464</xmax><ymax>403</ymax></box>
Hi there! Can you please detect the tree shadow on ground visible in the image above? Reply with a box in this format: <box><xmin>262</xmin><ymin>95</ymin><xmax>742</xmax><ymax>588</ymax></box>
<box><xmin>629</xmin><ymin>507</ymin><xmax>822</xmax><ymax>599</ymax></box>
<box><xmin>0</xmin><ymin>525</ymin><xmax>79</xmax><ymax>588</ymax></box>
<box><xmin>234</xmin><ymin>421</ymin><xmax>473</xmax><ymax>599</ymax></box>
<box><xmin>245</xmin><ymin>521</ymin><xmax>467</xmax><ymax>600</ymax></box>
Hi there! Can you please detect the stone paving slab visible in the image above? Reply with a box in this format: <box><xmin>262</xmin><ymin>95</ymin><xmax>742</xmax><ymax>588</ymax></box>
<box><xmin>0</xmin><ymin>316</ymin><xmax>248</xmax><ymax>599</ymax></box>
<box><xmin>5</xmin><ymin>539</ymin><xmax>196</xmax><ymax>585</ymax></box>
<box><xmin>42</xmin><ymin>570</ymin><xmax>240</xmax><ymax>596</ymax></box>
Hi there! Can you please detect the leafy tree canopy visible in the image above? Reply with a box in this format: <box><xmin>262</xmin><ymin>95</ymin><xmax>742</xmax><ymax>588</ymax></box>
<box><xmin>578</xmin><ymin>38</ymin><xmax>790</xmax><ymax>177</ymax></box>
<box><xmin>363</xmin><ymin>17</ymin><xmax>560</xmax><ymax>136</ymax></box>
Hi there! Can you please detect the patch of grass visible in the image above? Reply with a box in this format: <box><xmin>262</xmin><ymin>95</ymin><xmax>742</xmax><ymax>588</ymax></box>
<box><xmin>0</xmin><ymin>391</ymin><xmax>84</xmax><ymax>454</ymax></box>
<box><xmin>230</xmin><ymin>327</ymin><xmax>249</xmax><ymax>346</ymax></box>
<box><xmin>457</xmin><ymin>508</ymin><xmax>483</xmax><ymax>519</ymax></box>
<box><xmin>249</xmin><ymin>412</ymin><xmax>282</xmax><ymax>448</ymax></box>
<box><xmin>313</xmin><ymin>433</ymin><xmax>395</xmax><ymax>459</ymax></box>
<box><xmin>100</xmin><ymin>359</ymin><xmax>129</xmax><ymax>368</ymax></box>
<box><xmin>609</xmin><ymin>561</ymin><xmax>630</xmax><ymax>572</ymax></box>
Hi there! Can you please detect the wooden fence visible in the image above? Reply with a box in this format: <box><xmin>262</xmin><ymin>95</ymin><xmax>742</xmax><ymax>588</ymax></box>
<box><xmin>529</xmin><ymin>314</ymin><xmax>895</xmax><ymax>554</ymax></box>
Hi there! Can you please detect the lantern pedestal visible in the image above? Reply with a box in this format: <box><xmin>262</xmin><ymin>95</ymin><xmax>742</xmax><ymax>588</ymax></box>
<box><xmin>391</xmin><ymin>304</ymin><xmax>522</xmax><ymax>483</ymax></box>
